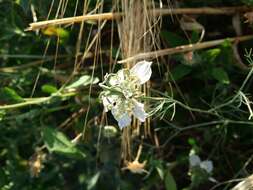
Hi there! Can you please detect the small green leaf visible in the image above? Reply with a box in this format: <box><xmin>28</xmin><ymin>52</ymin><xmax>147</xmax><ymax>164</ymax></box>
<box><xmin>156</xmin><ymin>166</ymin><xmax>165</xmax><ymax>180</ymax></box>
<box><xmin>41</xmin><ymin>84</ymin><xmax>58</xmax><ymax>94</ymax></box>
<box><xmin>202</xmin><ymin>48</ymin><xmax>221</xmax><ymax>63</ymax></box>
<box><xmin>55</xmin><ymin>28</ymin><xmax>69</xmax><ymax>38</ymax></box>
<box><xmin>0</xmin><ymin>110</ymin><xmax>5</xmax><ymax>121</ymax></box>
<box><xmin>188</xmin><ymin>138</ymin><xmax>197</xmax><ymax>146</ymax></box>
<box><xmin>211</xmin><ymin>68</ymin><xmax>230</xmax><ymax>84</ymax></box>
<box><xmin>165</xmin><ymin>171</ymin><xmax>177</xmax><ymax>190</ymax></box>
<box><xmin>16</xmin><ymin>109</ymin><xmax>40</xmax><ymax>124</ymax></box>
<box><xmin>87</xmin><ymin>172</ymin><xmax>100</xmax><ymax>190</ymax></box>
<box><xmin>191</xmin><ymin>31</ymin><xmax>200</xmax><ymax>44</ymax></box>
<box><xmin>111</xmin><ymin>47</ymin><xmax>121</xmax><ymax>59</ymax></box>
<box><xmin>152</xmin><ymin>160</ymin><xmax>165</xmax><ymax>180</ymax></box>
<box><xmin>43</xmin><ymin>27</ymin><xmax>69</xmax><ymax>39</ymax></box>
<box><xmin>66</xmin><ymin>75</ymin><xmax>99</xmax><ymax>89</ymax></box>
<box><xmin>42</xmin><ymin>127</ymin><xmax>85</xmax><ymax>158</ymax></box>
<box><xmin>15</xmin><ymin>0</ymin><xmax>20</xmax><ymax>4</ymax></box>
<box><xmin>0</xmin><ymin>87</ymin><xmax>24</xmax><ymax>103</ymax></box>
<box><xmin>19</xmin><ymin>0</ymin><xmax>30</xmax><ymax>12</ymax></box>
<box><xmin>161</xmin><ymin>31</ymin><xmax>187</xmax><ymax>47</ymax></box>
<box><xmin>169</xmin><ymin>65</ymin><xmax>192</xmax><ymax>81</ymax></box>
<box><xmin>0</xmin><ymin>168</ymin><xmax>7</xmax><ymax>187</ymax></box>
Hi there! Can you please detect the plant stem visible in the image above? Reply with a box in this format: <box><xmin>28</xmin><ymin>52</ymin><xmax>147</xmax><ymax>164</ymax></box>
<box><xmin>118</xmin><ymin>35</ymin><xmax>253</xmax><ymax>63</ymax></box>
<box><xmin>0</xmin><ymin>92</ymin><xmax>76</xmax><ymax>110</ymax></box>
<box><xmin>26</xmin><ymin>6</ymin><xmax>251</xmax><ymax>31</ymax></box>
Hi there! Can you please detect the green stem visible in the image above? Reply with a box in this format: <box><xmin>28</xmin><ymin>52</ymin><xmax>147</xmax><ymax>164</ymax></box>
<box><xmin>143</xmin><ymin>96</ymin><xmax>217</xmax><ymax>116</ymax></box>
<box><xmin>0</xmin><ymin>92</ymin><xmax>76</xmax><ymax>110</ymax></box>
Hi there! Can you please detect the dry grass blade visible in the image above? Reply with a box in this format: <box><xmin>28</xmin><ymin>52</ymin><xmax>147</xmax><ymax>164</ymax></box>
<box><xmin>158</xmin><ymin>6</ymin><xmax>252</xmax><ymax>15</ymax></box>
<box><xmin>26</xmin><ymin>12</ymin><xmax>123</xmax><ymax>31</ymax></box>
<box><xmin>118</xmin><ymin>35</ymin><xmax>253</xmax><ymax>64</ymax></box>
<box><xmin>116</xmin><ymin>0</ymin><xmax>162</xmax><ymax>160</ymax></box>
<box><xmin>26</xmin><ymin>6</ymin><xmax>252</xmax><ymax>31</ymax></box>
<box><xmin>231</xmin><ymin>174</ymin><xmax>253</xmax><ymax>190</ymax></box>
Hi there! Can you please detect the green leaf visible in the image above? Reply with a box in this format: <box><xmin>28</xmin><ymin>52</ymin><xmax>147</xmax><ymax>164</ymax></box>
<box><xmin>0</xmin><ymin>87</ymin><xmax>24</xmax><ymax>103</ymax></box>
<box><xmin>188</xmin><ymin>138</ymin><xmax>197</xmax><ymax>146</ymax></box>
<box><xmin>242</xmin><ymin>0</ymin><xmax>253</xmax><ymax>5</ymax></box>
<box><xmin>66</xmin><ymin>75</ymin><xmax>99</xmax><ymax>89</ymax></box>
<box><xmin>19</xmin><ymin>0</ymin><xmax>30</xmax><ymax>13</ymax></box>
<box><xmin>165</xmin><ymin>171</ymin><xmax>177</xmax><ymax>190</ymax></box>
<box><xmin>191</xmin><ymin>31</ymin><xmax>200</xmax><ymax>44</ymax></box>
<box><xmin>41</xmin><ymin>84</ymin><xmax>58</xmax><ymax>94</ymax></box>
<box><xmin>169</xmin><ymin>65</ymin><xmax>192</xmax><ymax>81</ymax></box>
<box><xmin>43</xmin><ymin>27</ymin><xmax>69</xmax><ymax>39</ymax></box>
<box><xmin>156</xmin><ymin>165</ymin><xmax>165</xmax><ymax>180</ymax></box>
<box><xmin>161</xmin><ymin>31</ymin><xmax>187</xmax><ymax>47</ymax></box>
<box><xmin>55</xmin><ymin>28</ymin><xmax>69</xmax><ymax>38</ymax></box>
<box><xmin>111</xmin><ymin>47</ymin><xmax>121</xmax><ymax>59</ymax></box>
<box><xmin>0</xmin><ymin>168</ymin><xmax>7</xmax><ymax>187</ymax></box>
<box><xmin>0</xmin><ymin>110</ymin><xmax>5</xmax><ymax>121</ymax></box>
<box><xmin>16</xmin><ymin>109</ymin><xmax>41</xmax><ymax>124</ymax></box>
<box><xmin>211</xmin><ymin>68</ymin><xmax>230</xmax><ymax>84</ymax></box>
<box><xmin>42</xmin><ymin>127</ymin><xmax>85</xmax><ymax>158</ymax></box>
<box><xmin>204</xmin><ymin>48</ymin><xmax>221</xmax><ymax>62</ymax></box>
<box><xmin>87</xmin><ymin>172</ymin><xmax>100</xmax><ymax>190</ymax></box>
<box><xmin>152</xmin><ymin>160</ymin><xmax>166</xmax><ymax>181</ymax></box>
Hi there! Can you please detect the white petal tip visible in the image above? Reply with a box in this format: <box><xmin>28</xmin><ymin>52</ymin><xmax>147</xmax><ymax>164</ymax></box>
<box><xmin>189</xmin><ymin>155</ymin><xmax>201</xmax><ymax>167</ymax></box>
<box><xmin>117</xmin><ymin>113</ymin><xmax>132</xmax><ymax>129</ymax></box>
<box><xmin>133</xmin><ymin>100</ymin><xmax>148</xmax><ymax>122</ymax></box>
<box><xmin>130</xmin><ymin>60</ymin><xmax>152</xmax><ymax>84</ymax></box>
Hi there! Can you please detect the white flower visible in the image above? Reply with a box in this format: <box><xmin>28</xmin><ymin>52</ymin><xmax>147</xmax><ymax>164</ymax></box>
<box><xmin>107</xmin><ymin>74</ymin><xmax>120</xmax><ymax>86</ymax></box>
<box><xmin>130</xmin><ymin>60</ymin><xmax>152</xmax><ymax>84</ymax></box>
<box><xmin>200</xmin><ymin>160</ymin><xmax>213</xmax><ymax>173</ymax></box>
<box><xmin>189</xmin><ymin>154</ymin><xmax>214</xmax><ymax>174</ymax></box>
<box><xmin>101</xmin><ymin>93</ymin><xmax>120</xmax><ymax>112</ymax></box>
<box><xmin>132</xmin><ymin>99</ymin><xmax>148</xmax><ymax>122</ymax></box>
<box><xmin>110</xmin><ymin>99</ymin><xmax>148</xmax><ymax>129</ymax></box>
<box><xmin>110</xmin><ymin>99</ymin><xmax>133</xmax><ymax>129</ymax></box>
<box><xmin>99</xmin><ymin>60</ymin><xmax>152</xmax><ymax>129</ymax></box>
<box><xmin>110</xmin><ymin>98</ymin><xmax>148</xmax><ymax>129</ymax></box>
<box><xmin>117</xmin><ymin>113</ymin><xmax>132</xmax><ymax>129</ymax></box>
<box><xmin>189</xmin><ymin>154</ymin><xmax>201</xmax><ymax>167</ymax></box>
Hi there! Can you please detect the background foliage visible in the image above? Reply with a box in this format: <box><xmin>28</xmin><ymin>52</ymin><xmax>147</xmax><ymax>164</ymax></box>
<box><xmin>1</xmin><ymin>0</ymin><xmax>253</xmax><ymax>189</ymax></box>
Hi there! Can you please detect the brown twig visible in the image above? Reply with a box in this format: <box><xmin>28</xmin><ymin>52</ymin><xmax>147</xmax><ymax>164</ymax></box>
<box><xmin>26</xmin><ymin>6</ymin><xmax>252</xmax><ymax>31</ymax></box>
<box><xmin>159</xmin><ymin>6</ymin><xmax>252</xmax><ymax>15</ymax></box>
<box><xmin>26</xmin><ymin>12</ymin><xmax>123</xmax><ymax>31</ymax></box>
<box><xmin>117</xmin><ymin>35</ymin><xmax>253</xmax><ymax>64</ymax></box>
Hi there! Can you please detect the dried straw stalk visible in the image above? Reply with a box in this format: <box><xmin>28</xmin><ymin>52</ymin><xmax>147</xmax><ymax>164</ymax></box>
<box><xmin>26</xmin><ymin>6</ymin><xmax>252</xmax><ymax>31</ymax></box>
<box><xmin>118</xmin><ymin>0</ymin><xmax>161</xmax><ymax>160</ymax></box>
<box><xmin>118</xmin><ymin>35</ymin><xmax>253</xmax><ymax>64</ymax></box>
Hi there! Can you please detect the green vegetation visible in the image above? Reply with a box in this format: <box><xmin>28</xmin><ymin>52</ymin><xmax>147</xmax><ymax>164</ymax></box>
<box><xmin>1</xmin><ymin>0</ymin><xmax>253</xmax><ymax>189</ymax></box>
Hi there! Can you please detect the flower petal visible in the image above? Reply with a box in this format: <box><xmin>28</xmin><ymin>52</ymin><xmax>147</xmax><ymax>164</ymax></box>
<box><xmin>117</xmin><ymin>113</ymin><xmax>132</xmax><ymax>129</ymax></box>
<box><xmin>133</xmin><ymin>100</ymin><xmax>147</xmax><ymax>122</ymax></box>
<box><xmin>130</xmin><ymin>60</ymin><xmax>152</xmax><ymax>84</ymax></box>
<box><xmin>111</xmin><ymin>100</ymin><xmax>132</xmax><ymax>129</ymax></box>
<box><xmin>102</xmin><ymin>96</ymin><xmax>110</xmax><ymax>112</ymax></box>
<box><xmin>200</xmin><ymin>160</ymin><xmax>213</xmax><ymax>173</ymax></box>
<box><xmin>189</xmin><ymin>154</ymin><xmax>201</xmax><ymax>167</ymax></box>
<box><xmin>116</xmin><ymin>69</ymin><xmax>128</xmax><ymax>84</ymax></box>
<box><xmin>107</xmin><ymin>75</ymin><xmax>120</xmax><ymax>86</ymax></box>
<box><xmin>102</xmin><ymin>93</ymin><xmax>120</xmax><ymax>112</ymax></box>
